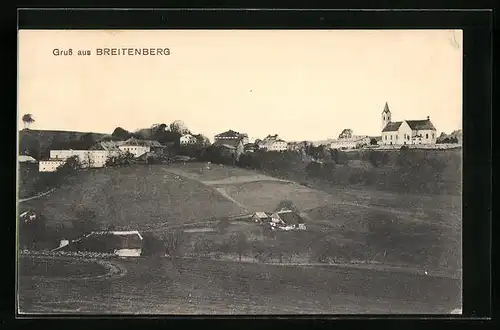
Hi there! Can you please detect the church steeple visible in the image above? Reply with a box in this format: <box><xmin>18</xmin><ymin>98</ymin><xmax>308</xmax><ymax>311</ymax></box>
<box><xmin>381</xmin><ymin>102</ymin><xmax>392</xmax><ymax>130</ymax></box>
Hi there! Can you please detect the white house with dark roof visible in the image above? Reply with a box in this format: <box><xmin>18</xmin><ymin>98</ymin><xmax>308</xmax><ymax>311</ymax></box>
<box><xmin>180</xmin><ymin>133</ymin><xmax>198</xmax><ymax>145</ymax></box>
<box><xmin>380</xmin><ymin>102</ymin><xmax>437</xmax><ymax>145</ymax></box>
<box><xmin>214</xmin><ymin>129</ymin><xmax>249</xmax><ymax>145</ymax></box>
<box><xmin>118</xmin><ymin>137</ymin><xmax>164</xmax><ymax>157</ymax></box>
<box><xmin>257</xmin><ymin>134</ymin><xmax>288</xmax><ymax>152</ymax></box>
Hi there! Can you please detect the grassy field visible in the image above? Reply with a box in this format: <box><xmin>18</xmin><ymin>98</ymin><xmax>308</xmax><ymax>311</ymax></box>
<box><xmin>18</xmin><ymin>255</ymin><xmax>461</xmax><ymax>314</ymax></box>
<box><xmin>22</xmin><ymin>165</ymin><xmax>246</xmax><ymax>231</ymax></box>
<box><xmin>161</xmin><ymin>162</ymin><xmax>462</xmax><ymax>272</ymax></box>
<box><xmin>20</xmin><ymin>161</ymin><xmax>461</xmax><ymax>272</ymax></box>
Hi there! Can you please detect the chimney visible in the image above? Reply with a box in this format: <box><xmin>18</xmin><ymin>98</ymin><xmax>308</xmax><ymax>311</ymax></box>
<box><xmin>427</xmin><ymin>116</ymin><xmax>430</xmax><ymax>120</ymax></box>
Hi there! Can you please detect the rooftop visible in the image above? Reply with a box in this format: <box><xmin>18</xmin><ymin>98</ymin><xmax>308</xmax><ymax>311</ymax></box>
<box><xmin>215</xmin><ymin>130</ymin><xmax>248</xmax><ymax>138</ymax></box>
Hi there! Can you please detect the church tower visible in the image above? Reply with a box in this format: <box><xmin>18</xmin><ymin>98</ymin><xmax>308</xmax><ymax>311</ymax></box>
<box><xmin>381</xmin><ymin>102</ymin><xmax>392</xmax><ymax>130</ymax></box>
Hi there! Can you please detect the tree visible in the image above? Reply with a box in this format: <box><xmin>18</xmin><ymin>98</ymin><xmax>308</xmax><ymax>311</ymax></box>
<box><xmin>111</xmin><ymin>127</ymin><xmax>131</xmax><ymax>140</ymax></box>
<box><xmin>105</xmin><ymin>151</ymin><xmax>134</xmax><ymax>167</ymax></box>
<box><xmin>141</xmin><ymin>232</ymin><xmax>164</xmax><ymax>257</ymax></box>
<box><xmin>164</xmin><ymin>229</ymin><xmax>184</xmax><ymax>258</ymax></box>
<box><xmin>22</xmin><ymin>113</ymin><xmax>35</xmax><ymax>129</ymax></box>
<box><xmin>338</xmin><ymin>128</ymin><xmax>353</xmax><ymax>139</ymax></box>
<box><xmin>370</xmin><ymin>138</ymin><xmax>378</xmax><ymax>145</ymax></box>
<box><xmin>170</xmin><ymin>120</ymin><xmax>190</xmax><ymax>135</ymax></box>
<box><xmin>230</xmin><ymin>232</ymin><xmax>248</xmax><ymax>262</ymax></box>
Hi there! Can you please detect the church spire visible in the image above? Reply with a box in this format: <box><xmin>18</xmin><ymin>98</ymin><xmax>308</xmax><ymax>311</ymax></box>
<box><xmin>382</xmin><ymin>102</ymin><xmax>390</xmax><ymax>114</ymax></box>
<box><xmin>381</xmin><ymin>102</ymin><xmax>392</xmax><ymax>131</ymax></box>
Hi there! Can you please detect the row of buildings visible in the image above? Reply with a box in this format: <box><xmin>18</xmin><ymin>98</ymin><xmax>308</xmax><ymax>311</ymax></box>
<box><xmin>37</xmin><ymin>137</ymin><xmax>164</xmax><ymax>172</ymax></box>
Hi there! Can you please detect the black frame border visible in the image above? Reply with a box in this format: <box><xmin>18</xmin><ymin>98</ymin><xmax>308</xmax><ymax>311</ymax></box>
<box><xmin>6</xmin><ymin>7</ymin><xmax>493</xmax><ymax>326</ymax></box>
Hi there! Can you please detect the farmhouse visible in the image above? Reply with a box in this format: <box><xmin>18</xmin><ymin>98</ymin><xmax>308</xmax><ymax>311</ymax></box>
<box><xmin>214</xmin><ymin>129</ymin><xmax>249</xmax><ymax>145</ymax></box>
<box><xmin>257</xmin><ymin>134</ymin><xmax>288</xmax><ymax>152</ymax></box>
<box><xmin>213</xmin><ymin>138</ymin><xmax>245</xmax><ymax>160</ymax></box>
<box><xmin>380</xmin><ymin>102</ymin><xmax>437</xmax><ymax>145</ymax></box>
<box><xmin>47</xmin><ymin>149</ymin><xmax>120</xmax><ymax>169</ymax></box>
<box><xmin>244</xmin><ymin>143</ymin><xmax>258</xmax><ymax>153</ymax></box>
<box><xmin>329</xmin><ymin>136</ymin><xmax>371</xmax><ymax>150</ymax></box>
<box><xmin>38</xmin><ymin>158</ymin><xmax>66</xmax><ymax>172</ymax></box>
<box><xmin>118</xmin><ymin>137</ymin><xmax>164</xmax><ymax>157</ymax></box>
<box><xmin>180</xmin><ymin>134</ymin><xmax>198</xmax><ymax>145</ymax></box>
<box><xmin>252</xmin><ymin>211</ymin><xmax>272</xmax><ymax>223</ymax></box>
<box><xmin>56</xmin><ymin>230</ymin><xmax>144</xmax><ymax>257</ymax></box>
<box><xmin>271</xmin><ymin>210</ymin><xmax>307</xmax><ymax>231</ymax></box>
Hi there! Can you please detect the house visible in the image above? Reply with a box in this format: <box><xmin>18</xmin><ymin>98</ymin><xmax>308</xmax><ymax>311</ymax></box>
<box><xmin>55</xmin><ymin>230</ymin><xmax>144</xmax><ymax>257</ymax></box>
<box><xmin>329</xmin><ymin>136</ymin><xmax>371</xmax><ymax>150</ymax></box>
<box><xmin>38</xmin><ymin>158</ymin><xmax>66</xmax><ymax>172</ymax></box>
<box><xmin>244</xmin><ymin>143</ymin><xmax>258</xmax><ymax>153</ymax></box>
<box><xmin>270</xmin><ymin>210</ymin><xmax>307</xmax><ymax>231</ymax></box>
<box><xmin>380</xmin><ymin>102</ymin><xmax>437</xmax><ymax>145</ymax></box>
<box><xmin>214</xmin><ymin>129</ymin><xmax>249</xmax><ymax>145</ymax></box>
<box><xmin>19</xmin><ymin>210</ymin><xmax>37</xmax><ymax>223</ymax></box>
<box><xmin>48</xmin><ymin>150</ymin><xmax>120</xmax><ymax>169</ymax></box>
<box><xmin>213</xmin><ymin>138</ymin><xmax>245</xmax><ymax>160</ymax></box>
<box><xmin>18</xmin><ymin>155</ymin><xmax>37</xmax><ymax>163</ymax></box>
<box><xmin>257</xmin><ymin>134</ymin><xmax>288</xmax><ymax>152</ymax></box>
<box><xmin>118</xmin><ymin>137</ymin><xmax>164</xmax><ymax>157</ymax></box>
<box><xmin>252</xmin><ymin>212</ymin><xmax>272</xmax><ymax>223</ymax></box>
<box><xmin>180</xmin><ymin>134</ymin><xmax>198</xmax><ymax>145</ymax></box>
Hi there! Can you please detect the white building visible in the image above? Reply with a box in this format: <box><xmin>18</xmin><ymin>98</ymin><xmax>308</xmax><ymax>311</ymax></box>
<box><xmin>257</xmin><ymin>134</ymin><xmax>288</xmax><ymax>151</ymax></box>
<box><xmin>380</xmin><ymin>102</ymin><xmax>437</xmax><ymax>145</ymax></box>
<box><xmin>180</xmin><ymin>134</ymin><xmax>198</xmax><ymax>145</ymax></box>
<box><xmin>39</xmin><ymin>159</ymin><xmax>66</xmax><ymax>172</ymax></box>
<box><xmin>329</xmin><ymin>136</ymin><xmax>370</xmax><ymax>150</ymax></box>
<box><xmin>214</xmin><ymin>130</ymin><xmax>249</xmax><ymax>145</ymax></box>
<box><xmin>18</xmin><ymin>155</ymin><xmax>37</xmax><ymax>163</ymax></box>
<box><xmin>40</xmin><ymin>149</ymin><xmax>121</xmax><ymax>172</ymax></box>
<box><xmin>118</xmin><ymin>137</ymin><xmax>163</xmax><ymax>157</ymax></box>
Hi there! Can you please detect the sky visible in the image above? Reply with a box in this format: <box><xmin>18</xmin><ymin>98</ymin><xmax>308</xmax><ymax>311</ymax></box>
<box><xmin>18</xmin><ymin>29</ymin><xmax>463</xmax><ymax>142</ymax></box>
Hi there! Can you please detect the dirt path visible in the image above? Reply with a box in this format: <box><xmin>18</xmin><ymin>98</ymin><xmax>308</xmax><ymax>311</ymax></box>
<box><xmin>19</xmin><ymin>188</ymin><xmax>56</xmax><ymax>203</ymax></box>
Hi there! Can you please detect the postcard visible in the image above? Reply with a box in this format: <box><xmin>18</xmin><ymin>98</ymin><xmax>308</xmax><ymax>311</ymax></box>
<box><xmin>17</xmin><ymin>29</ymin><xmax>463</xmax><ymax>315</ymax></box>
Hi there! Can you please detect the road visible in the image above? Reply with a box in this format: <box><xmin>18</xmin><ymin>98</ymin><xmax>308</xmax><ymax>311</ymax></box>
<box><xmin>17</xmin><ymin>255</ymin><xmax>461</xmax><ymax>314</ymax></box>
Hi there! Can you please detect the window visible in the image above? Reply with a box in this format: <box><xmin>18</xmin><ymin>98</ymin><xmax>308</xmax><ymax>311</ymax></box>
<box><xmin>432</xmin><ymin>133</ymin><xmax>435</xmax><ymax>139</ymax></box>
<box><xmin>426</xmin><ymin>133</ymin><xmax>429</xmax><ymax>139</ymax></box>
<box><xmin>390</xmin><ymin>135</ymin><xmax>393</xmax><ymax>140</ymax></box>
<box><xmin>407</xmin><ymin>135</ymin><xmax>410</xmax><ymax>141</ymax></box>
<box><xmin>385</xmin><ymin>135</ymin><xmax>387</xmax><ymax>140</ymax></box>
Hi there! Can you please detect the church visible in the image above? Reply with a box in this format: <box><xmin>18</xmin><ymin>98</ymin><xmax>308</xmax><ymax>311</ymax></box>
<box><xmin>380</xmin><ymin>102</ymin><xmax>437</xmax><ymax>146</ymax></box>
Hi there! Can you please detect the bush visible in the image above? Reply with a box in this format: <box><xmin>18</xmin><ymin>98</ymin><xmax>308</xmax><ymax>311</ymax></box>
<box><xmin>141</xmin><ymin>232</ymin><xmax>164</xmax><ymax>256</ymax></box>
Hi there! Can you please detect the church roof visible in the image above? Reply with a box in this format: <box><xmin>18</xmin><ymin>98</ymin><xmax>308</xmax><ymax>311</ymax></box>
<box><xmin>405</xmin><ymin>119</ymin><xmax>436</xmax><ymax>131</ymax></box>
<box><xmin>382</xmin><ymin>102</ymin><xmax>391</xmax><ymax>113</ymax></box>
<box><xmin>382</xmin><ymin>121</ymin><xmax>403</xmax><ymax>132</ymax></box>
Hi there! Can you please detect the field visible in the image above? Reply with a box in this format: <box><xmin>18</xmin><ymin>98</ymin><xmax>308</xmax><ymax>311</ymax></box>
<box><xmin>18</xmin><ymin>254</ymin><xmax>461</xmax><ymax>314</ymax></box>
<box><xmin>21</xmin><ymin>161</ymin><xmax>461</xmax><ymax>272</ymax></box>
<box><xmin>22</xmin><ymin>165</ymin><xmax>246</xmax><ymax>231</ymax></box>
<box><xmin>156</xmin><ymin>163</ymin><xmax>461</xmax><ymax>272</ymax></box>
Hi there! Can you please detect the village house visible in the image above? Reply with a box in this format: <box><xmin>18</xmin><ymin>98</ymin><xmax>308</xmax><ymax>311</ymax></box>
<box><xmin>180</xmin><ymin>133</ymin><xmax>198</xmax><ymax>145</ymax></box>
<box><xmin>38</xmin><ymin>158</ymin><xmax>66</xmax><ymax>172</ymax></box>
<box><xmin>46</xmin><ymin>149</ymin><xmax>121</xmax><ymax>170</ymax></box>
<box><xmin>380</xmin><ymin>102</ymin><xmax>437</xmax><ymax>145</ymax></box>
<box><xmin>244</xmin><ymin>143</ymin><xmax>258</xmax><ymax>153</ymax></box>
<box><xmin>214</xmin><ymin>129</ymin><xmax>249</xmax><ymax>145</ymax></box>
<box><xmin>118</xmin><ymin>137</ymin><xmax>164</xmax><ymax>157</ymax></box>
<box><xmin>271</xmin><ymin>210</ymin><xmax>307</xmax><ymax>231</ymax></box>
<box><xmin>213</xmin><ymin>138</ymin><xmax>245</xmax><ymax>160</ymax></box>
<box><xmin>329</xmin><ymin>136</ymin><xmax>371</xmax><ymax>150</ymax></box>
<box><xmin>252</xmin><ymin>212</ymin><xmax>272</xmax><ymax>223</ymax></box>
<box><xmin>252</xmin><ymin>209</ymin><xmax>307</xmax><ymax>231</ymax></box>
<box><xmin>257</xmin><ymin>134</ymin><xmax>288</xmax><ymax>152</ymax></box>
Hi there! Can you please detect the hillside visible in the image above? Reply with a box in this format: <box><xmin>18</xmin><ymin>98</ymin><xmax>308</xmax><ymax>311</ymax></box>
<box><xmin>18</xmin><ymin>129</ymin><xmax>108</xmax><ymax>160</ymax></box>
<box><xmin>22</xmin><ymin>165</ymin><xmax>246</xmax><ymax>232</ymax></box>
